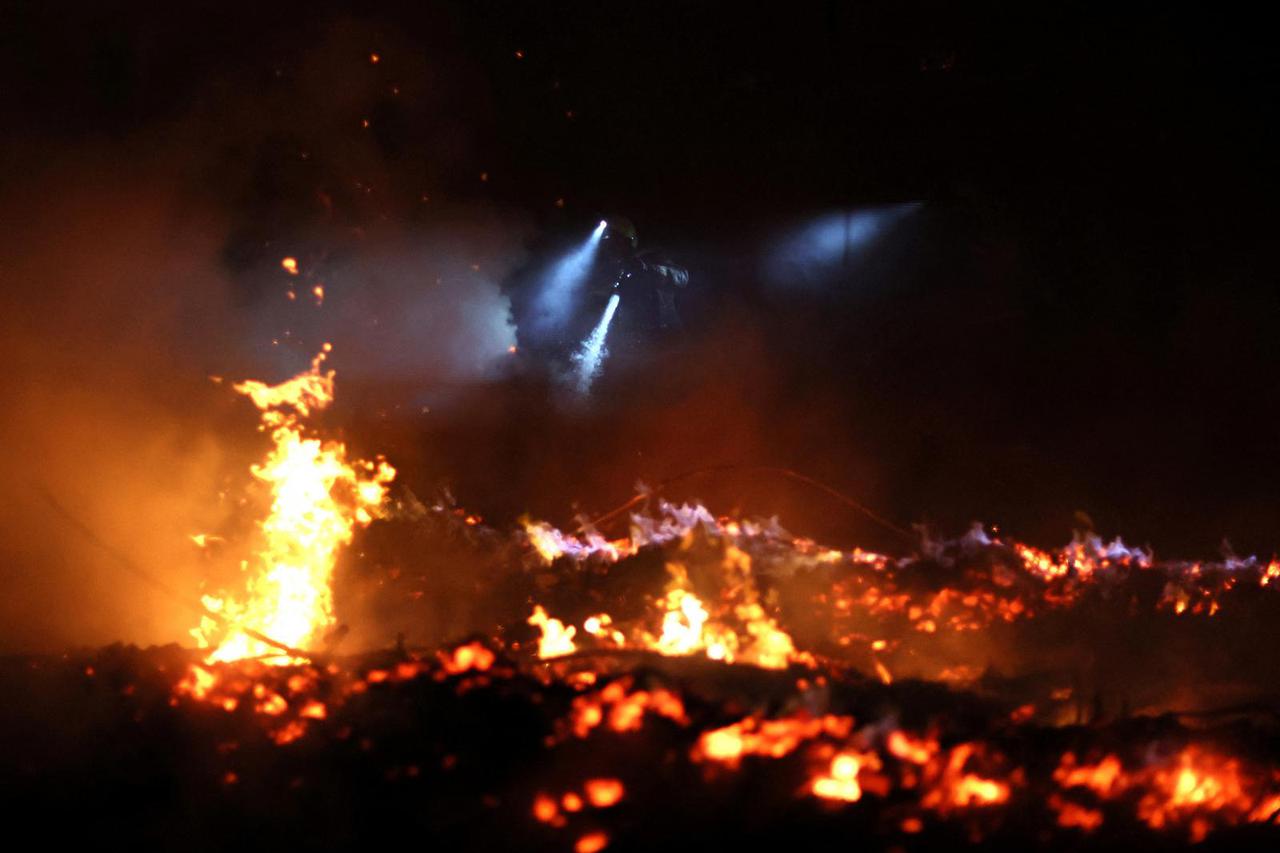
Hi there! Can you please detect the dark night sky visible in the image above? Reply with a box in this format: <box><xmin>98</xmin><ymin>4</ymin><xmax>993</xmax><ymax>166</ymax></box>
<box><xmin>5</xmin><ymin>4</ymin><xmax>1273</xmax><ymax>217</ymax></box>
<box><xmin>2</xmin><ymin>1</ymin><xmax>1280</xmax><ymax>648</ymax></box>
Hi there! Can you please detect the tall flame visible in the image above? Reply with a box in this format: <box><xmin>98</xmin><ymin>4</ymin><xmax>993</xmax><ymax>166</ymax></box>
<box><xmin>193</xmin><ymin>345</ymin><xmax>395</xmax><ymax>662</ymax></box>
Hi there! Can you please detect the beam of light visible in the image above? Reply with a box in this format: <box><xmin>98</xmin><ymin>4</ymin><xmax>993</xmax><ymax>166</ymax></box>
<box><xmin>763</xmin><ymin>203</ymin><xmax>921</xmax><ymax>290</ymax></box>
<box><xmin>530</xmin><ymin>221</ymin><xmax>607</xmax><ymax>335</ymax></box>
<box><xmin>571</xmin><ymin>293</ymin><xmax>620</xmax><ymax>394</ymax></box>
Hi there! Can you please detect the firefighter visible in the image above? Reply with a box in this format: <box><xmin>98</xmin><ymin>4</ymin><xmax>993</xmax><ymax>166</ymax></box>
<box><xmin>600</xmin><ymin>216</ymin><xmax>689</xmax><ymax>335</ymax></box>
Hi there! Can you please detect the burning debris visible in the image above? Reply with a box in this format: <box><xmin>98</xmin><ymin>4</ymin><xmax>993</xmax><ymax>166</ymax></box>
<box><xmin>12</xmin><ymin>346</ymin><xmax>1280</xmax><ymax>850</ymax></box>
<box><xmin>18</xmin><ymin>449</ymin><xmax>1280</xmax><ymax>849</ymax></box>
<box><xmin>15</xmin><ymin>623</ymin><xmax>1280</xmax><ymax>850</ymax></box>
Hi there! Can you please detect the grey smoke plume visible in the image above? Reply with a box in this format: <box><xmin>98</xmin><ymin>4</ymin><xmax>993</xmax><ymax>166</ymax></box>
<box><xmin>0</xmin><ymin>15</ymin><xmax>532</xmax><ymax>652</ymax></box>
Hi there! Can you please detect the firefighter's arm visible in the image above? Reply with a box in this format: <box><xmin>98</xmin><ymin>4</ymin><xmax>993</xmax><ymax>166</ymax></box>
<box><xmin>639</xmin><ymin>258</ymin><xmax>689</xmax><ymax>287</ymax></box>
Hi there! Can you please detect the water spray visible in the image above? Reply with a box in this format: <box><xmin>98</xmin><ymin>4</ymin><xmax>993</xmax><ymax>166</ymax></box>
<box><xmin>571</xmin><ymin>293</ymin><xmax>621</xmax><ymax>394</ymax></box>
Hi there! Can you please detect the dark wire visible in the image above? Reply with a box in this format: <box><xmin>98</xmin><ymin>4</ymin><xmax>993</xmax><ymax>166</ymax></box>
<box><xmin>39</xmin><ymin>486</ymin><xmax>309</xmax><ymax>660</ymax></box>
<box><xmin>581</xmin><ymin>464</ymin><xmax>912</xmax><ymax>541</ymax></box>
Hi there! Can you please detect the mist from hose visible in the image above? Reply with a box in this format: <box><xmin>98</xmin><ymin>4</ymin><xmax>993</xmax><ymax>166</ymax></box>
<box><xmin>571</xmin><ymin>293</ymin><xmax>621</xmax><ymax>395</ymax></box>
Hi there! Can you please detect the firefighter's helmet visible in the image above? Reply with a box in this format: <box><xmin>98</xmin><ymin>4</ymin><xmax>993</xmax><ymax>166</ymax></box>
<box><xmin>602</xmin><ymin>216</ymin><xmax>638</xmax><ymax>248</ymax></box>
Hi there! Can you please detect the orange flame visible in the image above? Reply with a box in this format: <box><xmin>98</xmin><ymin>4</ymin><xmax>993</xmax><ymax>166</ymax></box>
<box><xmin>192</xmin><ymin>346</ymin><xmax>394</xmax><ymax>663</ymax></box>
<box><xmin>529</xmin><ymin>605</ymin><xmax>577</xmax><ymax>658</ymax></box>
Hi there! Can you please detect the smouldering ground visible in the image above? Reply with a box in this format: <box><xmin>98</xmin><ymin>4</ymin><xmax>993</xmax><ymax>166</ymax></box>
<box><xmin>9</xmin><ymin>503</ymin><xmax>1280</xmax><ymax>850</ymax></box>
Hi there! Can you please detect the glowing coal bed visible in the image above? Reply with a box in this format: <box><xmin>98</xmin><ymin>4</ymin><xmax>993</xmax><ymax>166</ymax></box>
<box><xmin>8</xmin><ymin>501</ymin><xmax>1280</xmax><ymax>852</ymax></box>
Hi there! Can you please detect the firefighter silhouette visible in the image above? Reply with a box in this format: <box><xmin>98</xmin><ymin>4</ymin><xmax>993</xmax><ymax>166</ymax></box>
<box><xmin>598</xmin><ymin>216</ymin><xmax>689</xmax><ymax>336</ymax></box>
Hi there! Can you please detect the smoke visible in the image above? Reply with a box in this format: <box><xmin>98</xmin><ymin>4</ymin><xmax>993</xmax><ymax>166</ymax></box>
<box><xmin>0</xmin><ymin>15</ymin><xmax>533</xmax><ymax>653</ymax></box>
<box><xmin>237</xmin><ymin>217</ymin><xmax>525</xmax><ymax>388</ymax></box>
<box><xmin>0</xmin><ymin>153</ymin><xmax>245</xmax><ymax>652</ymax></box>
<box><xmin>0</xmin><ymin>9</ymin><xmax>917</xmax><ymax>657</ymax></box>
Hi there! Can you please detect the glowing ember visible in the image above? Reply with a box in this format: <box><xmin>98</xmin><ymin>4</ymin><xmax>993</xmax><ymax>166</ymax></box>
<box><xmin>887</xmin><ymin>730</ymin><xmax>936</xmax><ymax>765</ymax></box>
<box><xmin>583</xmin><ymin>778</ymin><xmax>625</xmax><ymax>808</ymax></box>
<box><xmin>439</xmin><ymin>642</ymin><xmax>496</xmax><ymax>674</ymax></box>
<box><xmin>582</xmin><ymin>613</ymin><xmax>625</xmax><ymax>646</ymax></box>
<box><xmin>565</xmin><ymin>678</ymin><xmax>688</xmax><ymax>739</ymax></box>
<box><xmin>574</xmin><ymin>832</ymin><xmax>609</xmax><ymax>853</ymax></box>
<box><xmin>811</xmin><ymin>750</ymin><xmax>881</xmax><ymax>802</ymax></box>
<box><xmin>919</xmin><ymin>743</ymin><xmax>1012</xmax><ymax>812</ymax></box>
<box><xmin>1055</xmin><ymin>753</ymin><xmax>1124</xmax><ymax>796</ymax></box>
<box><xmin>533</xmin><ymin>794</ymin><xmax>559</xmax><ymax>824</ymax></box>
<box><xmin>695</xmin><ymin>714</ymin><xmax>854</xmax><ymax>767</ymax></box>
